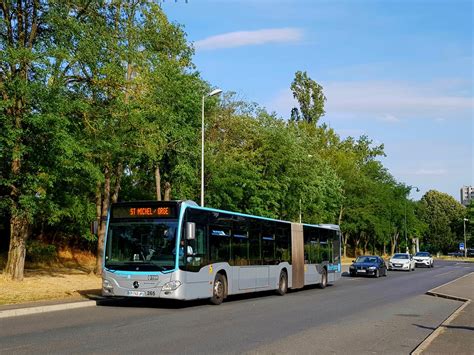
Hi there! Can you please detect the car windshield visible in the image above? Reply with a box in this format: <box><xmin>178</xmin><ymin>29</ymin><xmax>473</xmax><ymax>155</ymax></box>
<box><xmin>105</xmin><ymin>221</ymin><xmax>178</xmax><ymax>272</ymax></box>
<box><xmin>415</xmin><ymin>252</ymin><xmax>430</xmax><ymax>257</ymax></box>
<box><xmin>392</xmin><ymin>254</ymin><xmax>409</xmax><ymax>259</ymax></box>
<box><xmin>355</xmin><ymin>256</ymin><xmax>378</xmax><ymax>263</ymax></box>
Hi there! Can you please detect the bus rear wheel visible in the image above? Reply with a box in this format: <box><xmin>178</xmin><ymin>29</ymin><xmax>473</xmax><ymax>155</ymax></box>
<box><xmin>318</xmin><ymin>268</ymin><xmax>328</xmax><ymax>289</ymax></box>
<box><xmin>210</xmin><ymin>273</ymin><xmax>226</xmax><ymax>305</ymax></box>
<box><xmin>276</xmin><ymin>270</ymin><xmax>288</xmax><ymax>296</ymax></box>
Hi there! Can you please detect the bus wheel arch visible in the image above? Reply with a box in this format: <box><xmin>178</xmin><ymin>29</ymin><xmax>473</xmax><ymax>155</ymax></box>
<box><xmin>317</xmin><ymin>266</ymin><xmax>328</xmax><ymax>289</ymax></box>
<box><xmin>210</xmin><ymin>271</ymin><xmax>227</xmax><ymax>305</ymax></box>
<box><xmin>276</xmin><ymin>268</ymin><xmax>288</xmax><ymax>296</ymax></box>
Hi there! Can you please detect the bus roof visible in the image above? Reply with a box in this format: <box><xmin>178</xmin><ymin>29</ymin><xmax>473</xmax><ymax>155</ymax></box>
<box><xmin>181</xmin><ymin>201</ymin><xmax>340</xmax><ymax>230</ymax></box>
<box><xmin>110</xmin><ymin>200</ymin><xmax>340</xmax><ymax>230</ymax></box>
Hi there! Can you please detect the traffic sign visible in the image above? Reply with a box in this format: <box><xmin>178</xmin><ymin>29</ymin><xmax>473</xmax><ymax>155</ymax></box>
<box><xmin>459</xmin><ymin>243</ymin><xmax>465</xmax><ymax>250</ymax></box>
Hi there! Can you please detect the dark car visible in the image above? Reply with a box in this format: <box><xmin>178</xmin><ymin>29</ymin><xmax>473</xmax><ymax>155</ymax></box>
<box><xmin>349</xmin><ymin>255</ymin><xmax>387</xmax><ymax>278</ymax></box>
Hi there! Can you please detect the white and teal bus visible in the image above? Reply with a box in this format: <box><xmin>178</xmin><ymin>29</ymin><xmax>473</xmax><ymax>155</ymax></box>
<box><xmin>102</xmin><ymin>200</ymin><xmax>341</xmax><ymax>304</ymax></box>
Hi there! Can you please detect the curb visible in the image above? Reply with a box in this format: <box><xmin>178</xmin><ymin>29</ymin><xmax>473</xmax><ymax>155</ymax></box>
<box><xmin>0</xmin><ymin>300</ymin><xmax>97</xmax><ymax>319</ymax></box>
<box><xmin>411</xmin><ymin>272</ymin><xmax>473</xmax><ymax>355</ymax></box>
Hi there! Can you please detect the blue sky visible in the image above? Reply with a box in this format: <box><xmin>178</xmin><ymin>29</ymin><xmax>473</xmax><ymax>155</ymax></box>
<box><xmin>161</xmin><ymin>0</ymin><xmax>473</xmax><ymax>201</ymax></box>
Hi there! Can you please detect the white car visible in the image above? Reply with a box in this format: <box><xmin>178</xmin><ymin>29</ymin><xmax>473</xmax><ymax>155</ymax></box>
<box><xmin>414</xmin><ymin>251</ymin><xmax>434</xmax><ymax>268</ymax></box>
<box><xmin>389</xmin><ymin>253</ymin><xmax>415</xmax><ymax>271</ymax></box>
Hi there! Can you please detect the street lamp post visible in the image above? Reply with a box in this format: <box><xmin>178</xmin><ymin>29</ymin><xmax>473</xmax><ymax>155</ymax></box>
<box><xmin>404</xmin><ymin>186</ymin><xmax>420</xmax><ymax>253</ymax></box>
<box><xmin>464</xmin><ymin>218</ymin><xmax>469</xmax><ymax>258</ymax></box>
<box><xmin>201</xmin><ymin>89</ymin><xmax>222</xmax><ymax>207</ymax></box>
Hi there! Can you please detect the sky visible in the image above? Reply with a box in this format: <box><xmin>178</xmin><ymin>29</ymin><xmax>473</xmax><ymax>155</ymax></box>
<box><xmin>161</xmin><ymin>0</ymin><xmax>473</xmax><ymax>202</ymax></box>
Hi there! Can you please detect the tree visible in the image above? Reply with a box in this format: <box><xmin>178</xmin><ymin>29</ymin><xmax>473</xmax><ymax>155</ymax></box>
<box><xmin>418</xmin><ymin>190</ymin><xmax>466</xmax><ymax>253</ymax></box>
<box><xmin>1</xmin><ymin>0</ymin><xmax>61</xmax><ymax>280</ymax></box>
<box><xmin>290</xmin><ymin>71</ymin><xmax>326</xmax><ymax>124</ymax></box>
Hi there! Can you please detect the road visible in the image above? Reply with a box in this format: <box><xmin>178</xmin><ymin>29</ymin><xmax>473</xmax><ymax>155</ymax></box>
<box><xmin>1</xmin><ymin>260</ymin><xmax>472</xmax><ymax>354</ymax></box>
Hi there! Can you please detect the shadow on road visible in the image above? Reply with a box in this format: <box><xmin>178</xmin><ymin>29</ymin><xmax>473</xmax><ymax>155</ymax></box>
<box><xmin>93</xmin><ymin>284</ymin><xmax>334</xmax><ymax>309</ymax></box>
<box><xmin>413</xmin><ymin>323</ymin><xmax>436</xmax><ymax>331</ymax></box>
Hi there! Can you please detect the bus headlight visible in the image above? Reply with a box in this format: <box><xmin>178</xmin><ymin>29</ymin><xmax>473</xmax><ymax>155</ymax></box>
<box><xmin>162</xmin><ymin>280</ymin><xmax>182</xmax><ymax>291</ymax></box>
<box><xmin>102</xmin><ymin>279</ymin><xmax>113</xmax><ymax>290</ymax></box>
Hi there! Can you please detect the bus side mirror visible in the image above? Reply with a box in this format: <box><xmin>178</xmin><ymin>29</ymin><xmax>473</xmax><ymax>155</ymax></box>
<box><xmin>186</xmin><ymin>222</ymin><xmax>196</xmax><ymax>240</ymax></box>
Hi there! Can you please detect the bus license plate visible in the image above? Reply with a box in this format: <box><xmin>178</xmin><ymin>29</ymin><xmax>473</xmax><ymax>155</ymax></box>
<box><xmin>128</xmin><ymin>290</ymin><xmax>145</xmax><ymax>297</ymax></box>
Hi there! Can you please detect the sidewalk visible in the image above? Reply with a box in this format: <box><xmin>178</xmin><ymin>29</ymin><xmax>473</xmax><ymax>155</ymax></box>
<box><xmin>0</xmin><ymin>291</ymin><xmax>100</xmax><ymax>319</ymax></box>
<box><xmin>413</xmin><ymin>272</ymin><xmax>474</xmax><ymax>355</ymax></box>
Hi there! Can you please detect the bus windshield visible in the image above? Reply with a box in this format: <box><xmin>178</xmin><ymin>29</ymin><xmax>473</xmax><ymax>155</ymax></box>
<box><xmin>105</xmin><ymin>221</ymin><xmax>178</xmax><ymax>272</ymax></box>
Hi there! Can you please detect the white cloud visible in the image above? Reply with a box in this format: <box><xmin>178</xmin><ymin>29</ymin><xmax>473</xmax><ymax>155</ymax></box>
<box><xmin>194</xmin><ymin>28</ymin><xmax>303</xmax><ymax>50</ymax></box>
<box><xmin>266</xmin><ymin>80</ymin><xmax>473</xmax><ymax>121</ymax></box>
<box><xmin>379</xmin><ymin>114</ymin><xmax>400</xmax><ymax>123</ymax></box>
<box><xmin>413</xmin><ymin>169</ymin><xmax>448</xmax><ymax>176</ymax></box>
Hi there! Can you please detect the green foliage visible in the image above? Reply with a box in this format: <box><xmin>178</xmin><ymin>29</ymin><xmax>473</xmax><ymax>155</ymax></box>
<box><xmin>290</xmin><ymin>71</ymin><xmax>326</xmax><ymax>124</ymax></box>
<box><xmin>418</xmin><ymin>190</ymin><xmax>466</xmax><ymax>253</ymax></box>
<box><xmin>26</xmin><ymin>241</ymin><xmax>57</xmax><ymax>264</ymax></box>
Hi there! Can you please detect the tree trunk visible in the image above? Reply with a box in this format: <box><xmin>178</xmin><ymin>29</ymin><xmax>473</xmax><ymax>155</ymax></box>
<box><xmin>95</xmin><ymin>166</ymin><xmax>111</xmax><ymax>275</ymax></box>
<box><xmin>4</xmin><ymin>214</ymin><xmax>30</xmax><ymax>281</ymax></box>
<box><xmin>353</xmin><ymin>234</ymin><xmax>361</xmax><ymax>257</ymax></box>
<box><xmin>363</xmin><ymin>236</ymin><xmax>369</xmax><ymax>255</ymax></box>
<box><xmin>390</xmin><ymin>232</ymin><xmax>399</xmax><ymax>255</ymax></box>
<box><xmin>338</xmin><ymin>205</ymin><xmax>344</xmax><ymax>225</ymax></box>
<box><xmin>155</xmin><ymin>165</ymin><xmax>161</xmax><ymax>201</ymax></box>
<box><xmin>111</xmin><ymin>162</ymin><xmax>123</xmax><ymax>204</ymax></box>
<box><xmin>342</xmin><ymin>232</ymin><xmax>349</xmax><ymax>258</ymax></box>
<box><xmin>164</xmin><ymin>181</ymin><xmax>171</xmax><ymax>201</ymax></box>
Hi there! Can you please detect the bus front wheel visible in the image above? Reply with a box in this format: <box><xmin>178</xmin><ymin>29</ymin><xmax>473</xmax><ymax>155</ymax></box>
<box><xmin>318</xmin><ymin>268</ymin><xmax>328</xmax><ymax>289</ymax></box>
<box><xmin>276</xmin><ymin>270</ymin><xmax>288</xmax><ymax>296</ymax></box>
<box><xmin>210</xmin><ymin>273</ymin><xmax>226</xmax><ymax>305</ymax></box>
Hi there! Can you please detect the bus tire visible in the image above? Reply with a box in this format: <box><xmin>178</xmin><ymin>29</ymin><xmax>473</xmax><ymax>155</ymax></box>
<box><xmin>210</xmin><ymin>273</ymin><xmax>226</xmax><ymax>305</ymax></box>
<box><xmin>318</xmin><ymin>268</ymin><xmax>328</xmax><ymax>289</ymax></box>
<box><xmin>276</xmin><ymin>270</ymin><xmax>288</xmax><ymax>296</ymax></box>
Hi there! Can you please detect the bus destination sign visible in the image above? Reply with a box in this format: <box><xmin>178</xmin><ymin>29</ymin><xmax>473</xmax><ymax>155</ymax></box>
<box><xmin>112</xmin><ymin>205</ymin><xmax>177</xmax><ymax>219</ymax></box>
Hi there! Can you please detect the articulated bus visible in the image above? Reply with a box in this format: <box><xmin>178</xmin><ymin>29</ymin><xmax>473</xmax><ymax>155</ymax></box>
<box><xmin>102</xmin><ymin>200</ymin><xmax>341</xmax><ymax>304</ymax></box>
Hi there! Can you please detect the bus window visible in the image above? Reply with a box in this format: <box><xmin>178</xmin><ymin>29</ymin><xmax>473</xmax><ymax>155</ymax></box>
<box><xmin>232</xmin><ymin>223</ymin><xmax>249</xmax><ymax>266</ymax></box>
<box><xmin>262</xmin><ymin>221</ymin><xmax>276</xmax><ymax>264</ymax></box>
<box><xmin>318</xmin><ymin>228</ymin><xmax>333</xmax><ymax>263</ymax></box>
<box><xmin>182</xmin><ymin>223</ymin><xmax>207</xmax><ymax>271</ymax></box>
<box><xmin>249</xmin><ymin>221</ymin><xmax>261</xmax><ymax>265</ymax></box>
<box><xmin>303</xmin><ymin>226</ymin><xmax>319</xmax><ymax>264</ymax></box>
<box><xmin>276</xmin><ymin>225</ymin><xmax>291</xmax><ymax>263</ymax></box>
<box><xmin>209</xmin><ymin>226</ymin><xmax>231</xmax><ymax>263</ymax></box>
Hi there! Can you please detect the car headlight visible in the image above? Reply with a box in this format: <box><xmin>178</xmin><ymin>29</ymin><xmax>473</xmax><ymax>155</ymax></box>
<box><xmin>368</xmin><ymin>266</ymin><xmax>376</xmax><ymax>270</ymax></box>
<box><xmin>102</xmin><ymin>279</ymin><xmax>113</xmax><ymax>290</ymax></box>
<box><xmin>162</xmin><ymin>280</ymin><xmax>182</xmax><ymax>291</ymax></box>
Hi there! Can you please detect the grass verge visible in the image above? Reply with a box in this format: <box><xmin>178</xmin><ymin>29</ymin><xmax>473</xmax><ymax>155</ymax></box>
<box><xmin>0</xmin><ymin>248</ymin><xmax>101</xmax><ymax>306</ymax></box>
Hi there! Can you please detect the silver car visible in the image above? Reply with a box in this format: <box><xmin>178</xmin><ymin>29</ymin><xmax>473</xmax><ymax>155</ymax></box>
<box><xmin>389</xmin><ymin>253</ymin><xmax>415</xmax><ymax>271</ymax></box>
<box><xmin>414</xmin><ymin>251</ymin><xmax>434</xmax><ymax>268</ymax></box>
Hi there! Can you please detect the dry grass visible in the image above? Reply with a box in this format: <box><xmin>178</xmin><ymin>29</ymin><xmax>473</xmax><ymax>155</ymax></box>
<box><xmin>0</xmin><ymin>248</ymin><xmax>101</xmax><ymax>306</ymax></box>
<box><xmin>435</xmin><ymin>255</ymin><xmax>474</xmax><ymax>262</ymax></box>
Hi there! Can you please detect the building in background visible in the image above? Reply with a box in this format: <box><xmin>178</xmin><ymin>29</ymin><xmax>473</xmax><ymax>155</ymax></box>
<box><xmin>460</xmin><ymin>186</ymin><xmax>474</xmax><ymax>206</ymax></box>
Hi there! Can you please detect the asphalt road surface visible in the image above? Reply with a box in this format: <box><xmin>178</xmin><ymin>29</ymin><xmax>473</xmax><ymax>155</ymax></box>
<box><xmin>1</xmin><ymin>260</ymin><xmax>472</xmax><ymax>354</ymax></box>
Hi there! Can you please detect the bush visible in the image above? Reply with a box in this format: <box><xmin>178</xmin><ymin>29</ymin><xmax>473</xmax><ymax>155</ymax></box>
<box><xmin>26</xmin><ymin>240</ymin><xmax>57</xmax><ymax>264</ymax></box>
